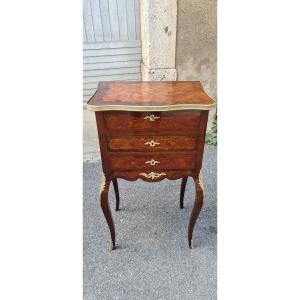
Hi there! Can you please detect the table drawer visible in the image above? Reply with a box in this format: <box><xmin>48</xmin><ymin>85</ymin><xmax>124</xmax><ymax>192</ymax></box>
<box><xmin>104</xmin><ymin>111</ymin><xmax>200</xmax><ymax>133</ymax></box>
<box><xmin>109</xmin><ymin>154</ymin><xmax>195</xmax><ymax>170</ymax></box>
<box><xmin>107</xmin><ymin>136</ymin><xmax>197</xmax><ymax>152</ymax></box>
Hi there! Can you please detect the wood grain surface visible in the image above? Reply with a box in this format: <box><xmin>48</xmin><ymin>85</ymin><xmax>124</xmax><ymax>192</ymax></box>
<box><xmin>104</xmin><ymin>111</ymin><xmax>201</xmax><ymax>132</ymax></box>
<box><xmin>108</xmin><ymin>135</ymin><xmax>197</xmax><ymax>152</ymax></box>
<box><xmin>88</xmin><ymin>81</ymin><xmax>216</xmax><ymax>110</ymax></box>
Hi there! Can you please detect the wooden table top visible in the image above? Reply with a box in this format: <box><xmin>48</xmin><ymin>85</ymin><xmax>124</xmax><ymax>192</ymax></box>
<box><xmin>87</xmin><ymin>81</ymin><xmax>216</xmax><ymax>112</ymax></box>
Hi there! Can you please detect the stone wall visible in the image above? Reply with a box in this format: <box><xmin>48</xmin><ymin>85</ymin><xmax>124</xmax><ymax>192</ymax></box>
<box><xmin>176</xmin><ymin>0</ymin><xmax>217</xmax><ymax>127</ymax></box>
<box><xmin>141</xmin><ymin>0</ymin><xmax>177</xmax><ymax>80</ymax></box>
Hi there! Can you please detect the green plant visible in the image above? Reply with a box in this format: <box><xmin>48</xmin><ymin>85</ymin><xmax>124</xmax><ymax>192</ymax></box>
<box><xmin>205</xmin><ymin>120</ymin><xmax>217</xmax><ymax>146</ymax></box>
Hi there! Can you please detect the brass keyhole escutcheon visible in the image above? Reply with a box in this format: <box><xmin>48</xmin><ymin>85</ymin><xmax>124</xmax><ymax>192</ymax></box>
<box><xmin>145</xmin><ymin>159</ymin><xmax>160</xmax><ymax>166</ymax></box>
<box><xmin>145</xmin><ymin>140</ymin><xmax>160</xmax><ymax>147</ymax></box>
<box><xmin>144</xmin><ymin>114</ymin><xmax>160</xmax><ymax>122</ymax></box>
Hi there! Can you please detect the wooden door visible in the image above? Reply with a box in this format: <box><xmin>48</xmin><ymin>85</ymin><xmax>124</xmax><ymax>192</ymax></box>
<box><xmin>83</xmin><ymin>0</ymin><xmax>141</xmax><ymax>102</ymax></box>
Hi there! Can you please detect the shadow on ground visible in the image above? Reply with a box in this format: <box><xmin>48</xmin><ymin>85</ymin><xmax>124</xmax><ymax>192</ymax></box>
<box><xmin>83</xmin><ymin>147</ymin><xmax>217</xmax><ymax>300</ymax></box>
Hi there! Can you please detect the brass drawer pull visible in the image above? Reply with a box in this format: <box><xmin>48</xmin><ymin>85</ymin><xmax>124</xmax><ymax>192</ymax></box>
<box><xmin>145</xmin><ymin>159</ymin><xmax>160</xmax><ymax>166</ymax></box>
<box><xmin>145</xmin><ymin>140</ymin><xmax>160</xmax><ymax>147</ymax></box>
<box><xmin>144</xmin><ymin>114</ymin><xmax>160</xmax><ymax>122</ymax></box>
<box><xmin>139</xmin><ymin>172</ymin><xmax>166</xmax><ymax>180</ymax></box>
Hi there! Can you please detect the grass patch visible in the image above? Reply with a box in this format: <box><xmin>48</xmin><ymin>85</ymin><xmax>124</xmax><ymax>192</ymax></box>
<box><xmin>205</xmin><ymin>120</ymin><xmax>217</xmax><ymax>146</ymax></box>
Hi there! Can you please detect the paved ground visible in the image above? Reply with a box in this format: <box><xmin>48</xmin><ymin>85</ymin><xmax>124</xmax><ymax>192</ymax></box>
<box><xmin>83</xmin><ymin>147</ymin><xmax>217</xmax><ymax>300</ymax></box>
<box><xmin>83</xmin><ymin>108</ymin><xmax>99</xmax><ymax>162</ymax></box>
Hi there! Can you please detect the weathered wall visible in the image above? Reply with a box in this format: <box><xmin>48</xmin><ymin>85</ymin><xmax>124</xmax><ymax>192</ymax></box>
<box><xmin>176</xmin><ymin>0</ymin><xmax>217</xmax><ymax>126</ymax></box>
<box><xmin>141</xmin><ymin>0</ymin><xmax>177</xmax><ymax>80</ymax></box>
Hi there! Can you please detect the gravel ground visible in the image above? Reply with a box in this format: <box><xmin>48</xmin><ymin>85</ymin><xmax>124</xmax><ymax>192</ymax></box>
<box><xmin>83</xmin><ymin>146</ymin><xmax>217</xmax><ymax>300</ymax></box>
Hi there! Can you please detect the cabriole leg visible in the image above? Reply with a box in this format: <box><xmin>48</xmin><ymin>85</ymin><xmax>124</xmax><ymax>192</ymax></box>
<box><xmin>112</xmin><ymin>178</ymin><xmax>120</xmax><ymax>211</ymax></box>
<box><xmin>180</xmin><ymin>176</ymin><xmax>188</xmax><ymax>209</ymax></box>
<box><xmin>188</xmin><ymin>173</ymin><xmax>204</xmax><ymax>249</ymax></box>
<box><xmin>100</xmin><ymin>173</ymin><xmax>116</xmax><ymax>250</ymax></box>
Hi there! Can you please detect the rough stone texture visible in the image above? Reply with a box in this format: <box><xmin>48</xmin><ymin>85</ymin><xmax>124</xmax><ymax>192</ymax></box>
<box><xmin>83</xmin><ymin>147</ymin><xmax>217</xmax><ymax>299</ymax></box>
<box><xmin>141</xmin><ymin>0</ymin><xmax>177</xmax><ymax>81</ymax></box>
<box><xmin>141</xmin><ymin>63</ymin><xmax>177</xmax><ymax>81</ymax></box>
<box><xmin>176</xmin><ymin>0</ymin><xmax>217</xmax><ymax>129</ymax></box>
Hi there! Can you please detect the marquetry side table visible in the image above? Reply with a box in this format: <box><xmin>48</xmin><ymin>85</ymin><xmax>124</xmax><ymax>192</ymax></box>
<box><xmin>87</xmin><ymin>81</ymin><xmax>216</xmax><ymax>249</ymax></box>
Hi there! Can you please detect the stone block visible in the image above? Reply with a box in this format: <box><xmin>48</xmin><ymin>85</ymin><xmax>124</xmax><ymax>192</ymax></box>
<box><xmin>141</xmin><ymin>0</ymin><xmax>177</xmax><ymax>69</ymax></box>
<box><xmin>141</xmin><ymin>63</ymin><xmax>177</xmax><ymax>80</ymax></box>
